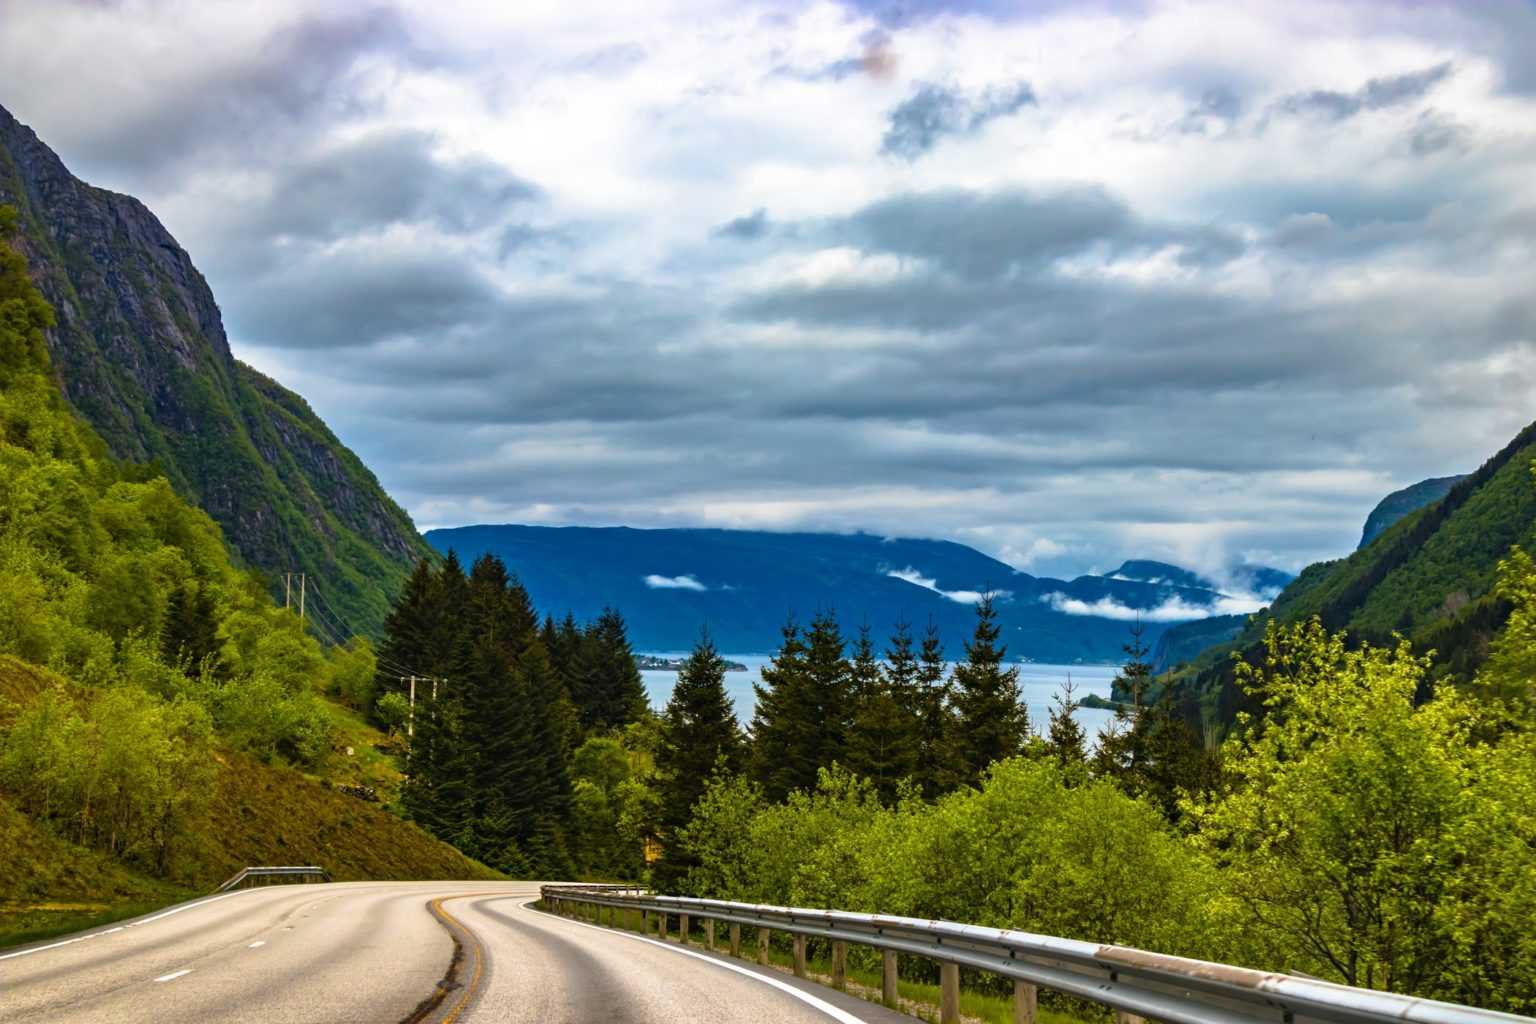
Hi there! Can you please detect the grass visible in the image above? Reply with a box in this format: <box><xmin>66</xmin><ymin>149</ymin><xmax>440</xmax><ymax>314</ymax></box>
<box><xmin>0</xmin><ymin>897</ymin><xmax>190</xmax><ymax>951</ymax></box>
<box><xmin>545</xmin><ymin>902</ymin><xmax>1093</xmax><ymax>1024</ymax></box>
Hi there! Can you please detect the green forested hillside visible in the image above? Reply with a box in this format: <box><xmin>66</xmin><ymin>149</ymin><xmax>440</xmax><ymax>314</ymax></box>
<box><xmin>0</xmin><ymin>211</ymin><xmax>493</xmax><ymax>945</ymax></box>
<box><xmin>0</xmin><ymin>103</ymin><xmax>427</xmax><ymax>639</ymax></box>
<box><xmin>1163</xmin><ymin>420</ymin><xmax>1536</xmax><ymax>722</ymax></box>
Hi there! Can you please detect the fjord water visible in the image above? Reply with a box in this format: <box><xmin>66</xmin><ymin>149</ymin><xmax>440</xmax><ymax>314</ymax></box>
<box><xmin>640</xmin><ymin>655</ymin><xmax>1120</xmax><ymax>735</ymax></box>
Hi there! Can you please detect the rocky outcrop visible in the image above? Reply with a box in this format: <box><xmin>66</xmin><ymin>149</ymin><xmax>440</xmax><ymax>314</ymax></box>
<box><xmin>0</xmin><ymin>103</ymin><xmax>427</xmax><ymax>636</ymax></box>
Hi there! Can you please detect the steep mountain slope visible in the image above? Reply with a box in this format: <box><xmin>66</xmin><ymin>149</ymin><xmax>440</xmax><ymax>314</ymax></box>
<box><xmin>426</xmin><ymin>524</ymin><xmax>1286</xmax><ymax>661</ymax></box>
<box><xmin>1165</xmin><ymin>422</ymin><xmax>1536</xmax><ymax>723</ymax></box>
<box><xmin>1149</xmin><ymin>613</ymin><xmax>1247</xmax><ymax>674</ymax></box>
<box><xmin>1358</xmin><ymin>475</ymin><xmax>1466</xmax><ymax>549</ymax></box>
<box><xmin>0</xmin><ymin>104</ymin><xmax>426</xmax><ymax>638</ymax></box>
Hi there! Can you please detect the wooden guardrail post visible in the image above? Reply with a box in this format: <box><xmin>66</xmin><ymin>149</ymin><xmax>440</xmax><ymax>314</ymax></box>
<box><xmin>729</xmin><ymin>922</ymin><xmax>741</xmax><ymax>957</ymax></box>
<box><xmin>641</xmin><ymin>909</ymin><xmax>649</xmax><ymax>933</ymax></box>
<box><xmin>659</xmin><ymin>912</ymin><xmax>668</xmax><ymax>940</ymax></box>
<box><xmin>792</xmin><ymin>934</ymin><xmax>807</xmax><ymax>978</ymax></box>
<box><xmin>757</xmin><ymin>927</ymin><xmax>770</xmax><ymax>965</ymax></box>
<box><xmin>1015</xmin><ymin>981</ymin><xmax>1037</xmax><ymax>1024</ymax></box>
<box><xmin>831</xmin><ymin>940</ymin><xmax>847</xmax><ymax>991</ymax></box>
<box><xmin>882</xmin><ymin>950</ymin><xmax>898</xmax><ymax>1008</ymax></box>
<box><xmin>680</xmin><ymin>913</ymin><xmax>690</xmax><ymax>945</ymax></box>
<box><xmin>705</xmin><ymin>918</ymin><xmax>715</xmax><ymax>950</ymax></box>
<box><xmin>1114</xmin><ymin>1012</ymin><xmax>1145</xmax><ymax>1024</ymax></box>
<box><xmin>940</xmin><ymin>962</ymin><xmax>961</xmax><ymax>1024</ymax></box>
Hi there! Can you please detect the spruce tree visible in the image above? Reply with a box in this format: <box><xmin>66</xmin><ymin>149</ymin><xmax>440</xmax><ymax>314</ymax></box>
<box><xmin>572</xmin><ymin>608</ymin><xmax>649</xmax><ymax>733</ymax></box>
<box><xmin>948</xmin><ymin>594</ymin><xmax>1027</xmax><ymax>785</ymax></box>
<box><xmin>159</xmin><ymin>581</ymin><xmax>222</xmax><ymax>678</ymax></box>
<box><xmin>913</xmin><ymin>618</ymin><xmax>955</xmax><ymax>798</ymax></box>
<box><xmin>749</xmin><ymin>618</ymin><xmax>814</xmax><ymax>801</ymax></box>
<box><xmin>1044</xmin><ymin>677</ymin><xmax>1089</xmax><ymax>776</ymax></box>
<box><xmin>846</xmin><ymin>622</ymin><xmax>919</xmax><ymax>803</ymax></box>
<box><xmin>654</xmin><ymin>630</ymin><xmax>744</xmax><ymax>889</ymax></box>
<box><xmin>374</xmin><ymin>556</ymin><xmax>440</xmax><ymax>714</ymax></box>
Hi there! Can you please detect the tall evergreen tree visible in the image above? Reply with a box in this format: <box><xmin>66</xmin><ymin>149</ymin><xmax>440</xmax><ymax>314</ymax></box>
<box><xmin>749</xmin><ymin>618</ymin><xmax>813</xmax><ymax>801</ymax></box>
<box><xmin>572</xmin><ymin>607</ymin><xmax>649</xmax><ymax>733</ymax></box>
<box><xmin>374</xmin><ymin>556</ymin><xmax>440</xmax><ymax>714</ymax></box>
<box><xmin>913</xmin><ymin>618</ymin><xmax>955</xmax><ymax>798</ymax></box>
<box><xmin>948</xmin><ymin>594</ymin><xmax>1027</xmax><ymax>785</ymax></box>
<box><xmin>1044</xmin><ymin>677</ymin><xmax>1089</xmax><ymax>776</ymax></box>
<box><xmin>846</xmin><ymin>622</ymin><xmax>919</xmax><ymax>803</ymax></box>
<box><xmin>159</xmin><ymin>581</ymin><xmax>223</xmax><ymax>678</ymax></box>
<box><xmin>654</xmin><ymin>630</ymin><xmax>744</xmax><ymax>889</ymax></box>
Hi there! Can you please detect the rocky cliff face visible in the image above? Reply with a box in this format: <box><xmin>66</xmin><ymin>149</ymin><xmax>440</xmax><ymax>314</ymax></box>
<box><xmin>0</xmin><ymin>103</ymin><xmax>426</xmax><ymax>636</ymax></box>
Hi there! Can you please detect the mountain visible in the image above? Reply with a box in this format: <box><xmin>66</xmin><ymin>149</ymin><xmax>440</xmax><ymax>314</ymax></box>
<box><xmin>1162</xmin><ymin>421</ymin><xmax>1536</xmax><ymax>724</ymax></box>
<box><xmin>1149</xmin><ymin>614</ymin><xmax>1248</xmax><ymax>674</ymax></box>
<box><xmin>0</xmin><ymin>104</ymin><xmax>426</xmax><ymax>638</ymax></box>
<box><xmin>425</xmin><ymin>524</ymin><xmax>1287</xmax><ymax>662</ymax></box>
<box><xmin>1110</xmin><ymin>560</ymin><xmax>1291</xmax><ymax>598</ymax></box>
<box><xmin>1358</xmin><ymin>475</ymin><xmax>1466</xmax><ymax>549</ymax></box>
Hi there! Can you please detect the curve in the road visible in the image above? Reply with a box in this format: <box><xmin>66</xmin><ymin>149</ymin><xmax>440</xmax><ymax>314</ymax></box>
<box><xmin>0</xmin><ymin>883</ymin><xmax>910</xmax><ymax>1024</ymax></box>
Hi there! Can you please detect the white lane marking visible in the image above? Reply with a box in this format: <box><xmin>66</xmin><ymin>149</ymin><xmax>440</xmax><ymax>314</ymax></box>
<box><xmin>153</xmin><ymin>969</ymin><xmax>192</xmax><ymax>983</ymax></box>
<box><xmin>0</xmin><ymin>890</ymin><xmax>254</xmax><ymax>962</ymax></box>
<box><xmin>248</xmin><ymin>941</ymin><xmax>266</xmax><ymax>948</ymax></box>
<box><xmin>512</xmin><ymin>901</ymin><xmax>870</xmax><ymax>1024</ymax></box>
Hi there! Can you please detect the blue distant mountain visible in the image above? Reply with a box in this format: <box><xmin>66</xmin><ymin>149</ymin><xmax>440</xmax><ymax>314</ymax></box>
<box><xmin>424</xmin><ymin>525</ymin><xmax>1292</xmax><ymax>662</ymax></box>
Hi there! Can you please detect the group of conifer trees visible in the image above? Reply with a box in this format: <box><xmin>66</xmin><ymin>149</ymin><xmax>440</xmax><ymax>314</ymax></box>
<box><xmin>376</xmin><ymin>555</ymin><xmax>1216</xmax><ymax>881</ymax></box>
<box><xmin>374</xmin><ymin>552</ymin><xmax>649</xmax><ymax>876</ymax></box>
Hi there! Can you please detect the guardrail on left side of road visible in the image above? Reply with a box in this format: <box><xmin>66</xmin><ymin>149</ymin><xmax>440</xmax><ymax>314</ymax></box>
<box><xmin>215</xmin><ymin>866</ymin><xmax>331</xmax><ymax>892</ymax></box>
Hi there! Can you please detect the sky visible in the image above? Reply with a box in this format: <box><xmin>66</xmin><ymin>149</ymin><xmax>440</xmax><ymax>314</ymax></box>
<box><xmin>2</xmin><ymin>0</ymin><xmax>1535</xmax><ymax>584</ymax></box>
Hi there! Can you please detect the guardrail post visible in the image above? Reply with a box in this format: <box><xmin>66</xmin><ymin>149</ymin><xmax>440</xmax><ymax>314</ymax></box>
<box><xmin>940</xmin><ymin>962</ymin><xmax>960</xmax><ymax>1024</ymax></box>
<box><xmin>641</xmin><ymin>909</ymin><xmax>649</xmax><ymax>933</ymax></box>
<box><xmin>1014</xmin><ymin>981</ymin><xmax>1037</xmax><ymax>1024</ymax></box>
<box><xmin>831</xmin><ymin>940</ymin><xmax>847</xmax><ymax>991</ymax></box>
<box><xmin>757</xmin><ymin>927</ymin><xmax>770</xmax><ymax>965</ymax></box>
<box><xmin>658</xmin><ymin>912</ymin><xmax>668</xmax><ymax>941</ymax></box>
<box><xmin>1114</xmin><ymin>1011</ymin><xmax>1145</xmax><ymax>1024</ymax></box>
<box><xmin>705</xmin><ymin>918</ymin><xmax>715</xmax><ymax>950</ymax></box>
<box><xmin>680</xmin><ymin>913</ymin><xmax>690</xmax><ymax>945</ymax></box>
<box><xmin>729</xmin><ymin>923</ymin><xmax>741</xmax><ymax>957</ymax></box>
<box><xmin>882</xmin><ymin>950</ymin><xmax>898</xmax><ymax>1008</ymax></box>
<box><xmin>792</xmin><ymin>934</ymin><xmax>807</xmax><ymax>978</ymax></box>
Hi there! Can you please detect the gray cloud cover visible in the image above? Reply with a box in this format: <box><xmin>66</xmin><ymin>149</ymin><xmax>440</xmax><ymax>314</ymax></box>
<box><xmin>1</xmin><ymin>0</ymin><xmax>1532</xmax><ymax>584</ymax></box>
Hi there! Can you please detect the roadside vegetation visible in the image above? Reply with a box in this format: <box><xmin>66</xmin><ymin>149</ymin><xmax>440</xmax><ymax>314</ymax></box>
<box><xmin>0</xmin><ymin>210</ymin><xmax>493</xmax><ymax>946</ymax></box>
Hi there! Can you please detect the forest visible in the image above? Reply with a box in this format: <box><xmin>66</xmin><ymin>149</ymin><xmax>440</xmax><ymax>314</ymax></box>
<box><xmin>373</xmin><ymin>539</ymin><xmax>1536</xmax><ymax>1012</ymax></box>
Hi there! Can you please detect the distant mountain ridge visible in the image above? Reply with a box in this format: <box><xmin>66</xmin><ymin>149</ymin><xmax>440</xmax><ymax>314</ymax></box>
<box><xmin>1358</xmin><ymin>475</ymin><xmax>1467</xmax><ymax>549</ymax></box>
<box><xmin>1159</xmin><ymin>423</ymin><xmax>1536</xmax><ymax>724</ymax></box>
<box><xmin>425</xmin><ymin>524</ymin><xmax>1291</xmax><ymax>661</ymax></box>
<box><xmin>0</xmin><ymin>104</ymin><xmax>427</xmax><ymax>637</ymax></box>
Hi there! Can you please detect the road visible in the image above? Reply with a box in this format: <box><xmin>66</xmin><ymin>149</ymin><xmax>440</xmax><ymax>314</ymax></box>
<box><xmin>0</xmin><ymin>882</ymin><xmax>912</xmax><ymax>1023</ymax></box>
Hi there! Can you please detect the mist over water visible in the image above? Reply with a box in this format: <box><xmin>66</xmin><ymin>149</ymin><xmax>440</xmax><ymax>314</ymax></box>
<box><xmin>640</xmin><ymin>655</ymin><xmax>1119</xmax><ymax>737</ymax></box>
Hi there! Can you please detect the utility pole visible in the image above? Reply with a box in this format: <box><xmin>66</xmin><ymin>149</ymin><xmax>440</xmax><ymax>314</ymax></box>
<box><xmin>298</xmin><ymin>573</ymin><xmax>306</xmax><ymax>624</ymax></box>
<box><xmin>407</xmin><ymin>676</ymin><xmax>417</xmax><ymax>737</ymax></box>
<box><xmin>284</xmin><ymin>572</ymin><xmax>291</xmax><ymax>610</ymax></box>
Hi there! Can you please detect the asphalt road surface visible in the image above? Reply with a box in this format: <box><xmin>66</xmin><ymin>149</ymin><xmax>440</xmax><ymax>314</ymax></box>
<box><xmin>0</xmin><ymin>882</ymin><xmax>914</xmax><ymax>1023</ymax></box>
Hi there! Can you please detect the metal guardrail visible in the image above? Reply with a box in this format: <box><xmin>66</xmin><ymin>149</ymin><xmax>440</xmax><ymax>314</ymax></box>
<box><xmin>216</xmin><ymin>866</ymin><xmax>331</xmax><ymax>892</ymax></box>
<box><xmin>541</xmin><ymin>886</ymin><xmax>1533</xmax><ymax>1024</ymax></box>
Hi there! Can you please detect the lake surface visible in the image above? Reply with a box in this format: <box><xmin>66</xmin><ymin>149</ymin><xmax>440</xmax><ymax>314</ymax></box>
<box><xmin>640</xmin><ymin>654</ymin><xmax>1120</xmax><ymax>739</ymax></box>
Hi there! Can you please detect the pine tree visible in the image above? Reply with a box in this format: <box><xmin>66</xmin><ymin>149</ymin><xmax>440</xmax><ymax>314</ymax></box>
<box><xmin>1044</xmin><ymin>677</ymin><xmax>1089</xmax><ymax>777</ymax></box>
<box><xmin>750</xmin><ymin>617</ymin><xmax>816</xmax><ymax>801</ymax></box>
<box><xmin>374</xmin><ymin>556</ymin><xmax>440</xmax><ymax>714</ymax></box>
<box><xmin>846</xmin><ymin>622</ymin><xmax>919</xmax><ymax>803</ymax></box>
<box><xmin>572</xmin><ymin>608</ymin><xmax>649</xmax><ymax>733</ymax></box>
<box><xmin>654</xmin><ymin>630</ymin><xmax>743</xmax><ymax>889</ymax></box>
<box><xmin>913</xmin><ymin>618</ymin><xmax>955</xmax><ymax>798</ymax></box>
<box><xmin>159</xmin><ymin>581</ymin><xmax>223</xmax><ymax>678</ymax></box>
<box><xmin>948</xmin><ymin>594</ymin><xmax>1027</xmax><ymax>786</ymax></box>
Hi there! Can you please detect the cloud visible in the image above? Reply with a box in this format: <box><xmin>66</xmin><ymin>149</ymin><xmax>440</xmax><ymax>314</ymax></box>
<box><xmin>880</xmin><ymin>80</ymin><xmax>1035</xmax><ymax>160</ymax></box>
<box><xmin>644</xmin><ymin>574</ymin><xmax>709</xmax><ymax>591</ymax></box>
<box><xmin>4</xmin><ymin>1</ymin><xmax>1534</xmax><ymax>591</ymax></box>
<box><xmin>1041</xmin><ymin>592</ymin><xmax>1267</xmax><ymax>623</ymax></box>
<box><xmin>1273</xmin><ymin>63</ymin><xmax>1453</xmax><ymax>122</ymax></box>
<box><xmin>713</xmin><ymin>207</ymin><xmax>771</xmax><ymax>240</ymax></box>
<box><xmin>886</xmin><ymin>567</ymin><xmax>1008</xmax><ymax>605</ymax></box>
